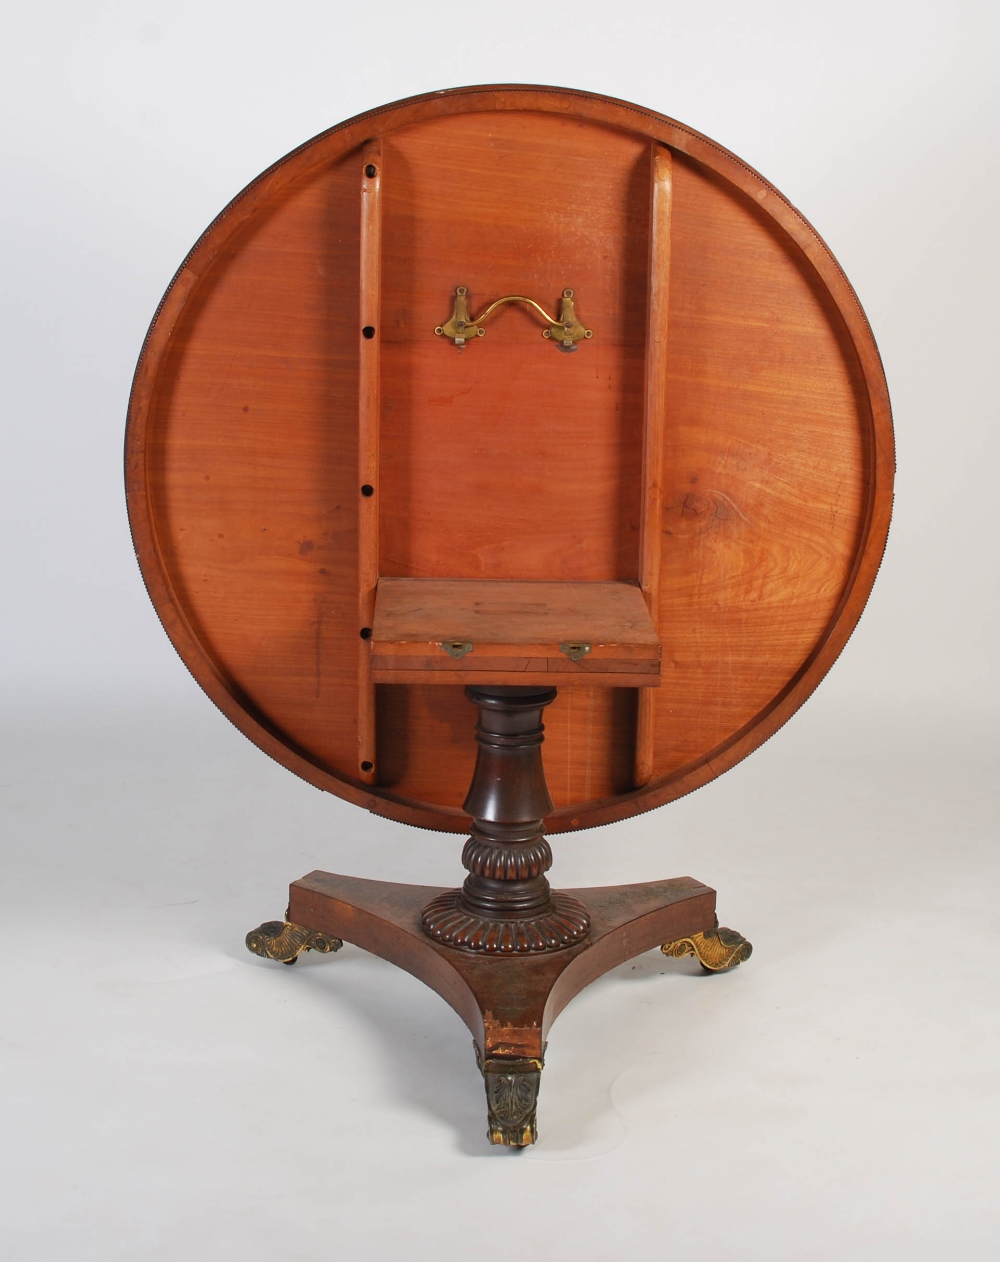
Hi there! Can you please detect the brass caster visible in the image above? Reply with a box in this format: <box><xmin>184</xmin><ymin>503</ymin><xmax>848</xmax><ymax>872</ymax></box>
<box><xmin>245</xmin><ymin>920</ymin><xmax>343</xmax><ymax>964</ymax></box>
<box><xmin>661</xmin><ymin>925</ymin><xmax>752</xmax><ymax>972</ymax></box>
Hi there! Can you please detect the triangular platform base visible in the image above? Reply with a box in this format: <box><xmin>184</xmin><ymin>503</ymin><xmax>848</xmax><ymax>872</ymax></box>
<box><xmin>247</xmin><ymin>872</ymin><xmax>751</xmax><ymax>1146</ymax></box>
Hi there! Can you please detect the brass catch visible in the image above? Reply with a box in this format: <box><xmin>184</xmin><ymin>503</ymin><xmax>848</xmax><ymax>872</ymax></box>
<box><xmin>559</xmin><ymin>642</ymin><xmax>591</xmax><ymax>662</ymax></box>
<box><xmin>441</xmin><ymin>640</ymin><xmax>473</xmax><ymax>660</ymax></box>
<box><xmin>435</xmin><ymin>287</ymin><xmax>593</xmax><ymax>351</ymax></box>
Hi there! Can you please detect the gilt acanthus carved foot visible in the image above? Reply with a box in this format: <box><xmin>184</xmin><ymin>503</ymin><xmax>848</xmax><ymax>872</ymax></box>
<box><xmin>661</xmin><ymin>925</ymin><xmax>752</xmax><ymax>971</ymax></box>
<box><xmin>475</xmin><ymin>1043</ymin><xmax>543</xmax><ymax>1147</ymax></box>
<box><xmin>245</xmin><ymin>920</ymin><xmax>343</xmax><ymax>964</ymax></box>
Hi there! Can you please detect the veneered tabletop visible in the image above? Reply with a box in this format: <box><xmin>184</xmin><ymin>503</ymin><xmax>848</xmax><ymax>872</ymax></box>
<box><xmin>126</xmin><ymin>86</ymin><xmax>893</xmax><ymax>834</ymax></box>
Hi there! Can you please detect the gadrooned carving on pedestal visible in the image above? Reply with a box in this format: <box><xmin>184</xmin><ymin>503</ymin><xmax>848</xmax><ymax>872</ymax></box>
<box><xmin>422</xmin><ymin>890</ymin><xmax>591</xmax><ymax>953</ymax></box>
<box><xmin>461</xmin><ymin>831</ymin><xmax>552</xmax><ymax>881</ymax></box>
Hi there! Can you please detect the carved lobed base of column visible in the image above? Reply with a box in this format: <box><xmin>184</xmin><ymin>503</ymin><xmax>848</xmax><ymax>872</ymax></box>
<box><xmin>421</xmin><ymin>889</ymin><xmax>591</xmax><ymax>953</ymax></box>
<box><xmin>246</xmin><ymin>871</ymin><xmax>751</xmax><ymax>1146</ymax></box>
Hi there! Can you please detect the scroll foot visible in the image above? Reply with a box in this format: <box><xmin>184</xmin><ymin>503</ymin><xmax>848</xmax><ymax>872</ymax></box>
<box><xmin>475</xmin><ymin>1043</ymin><xmax>543</xmax><ymax>1147</ymax></box>
<box><xmin>245</xmin><ymin>920</ymin><xmax>343</xmax><ymax>964</ymax></box>
<box><xmin>661</xmin><ymin>924</ymin><xmax>752</xmax><ymax>972</ymax></box>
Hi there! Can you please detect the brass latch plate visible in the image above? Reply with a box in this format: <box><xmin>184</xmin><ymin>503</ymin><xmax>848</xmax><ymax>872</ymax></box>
<box><xmin>559</xmin><ymin>642</ymin><xmax>592</xmax><ymax>662</ymax></box>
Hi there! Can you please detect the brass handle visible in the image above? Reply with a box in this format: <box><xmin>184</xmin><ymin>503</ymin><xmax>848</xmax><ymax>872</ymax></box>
<box><xmin>434</xmin><ymin>287</ymin><xmax>593</xmax><ymax>352</ymax></box>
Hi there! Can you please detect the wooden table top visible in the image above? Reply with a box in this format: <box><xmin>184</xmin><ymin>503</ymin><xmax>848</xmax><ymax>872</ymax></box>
<box><xmin>125</xmin><ymin>85</ymin><xmax>894</xmax><ymax>834</ymax></box>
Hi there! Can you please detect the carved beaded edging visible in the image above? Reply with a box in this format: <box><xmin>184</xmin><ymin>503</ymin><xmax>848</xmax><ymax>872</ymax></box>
<box><xmin>245</xmin><ymin>920</ymin><xmax>343</xmax><ymax>964</ymax></box>
<box><xmin>422</xmin><ymin>890</ymin><xmax>590</xmax><ymax>953</ymax></box>
<box><xmin>661</xmin><ymin>926</ymin><xmax>752</xmax><ymax>971</ymax></box>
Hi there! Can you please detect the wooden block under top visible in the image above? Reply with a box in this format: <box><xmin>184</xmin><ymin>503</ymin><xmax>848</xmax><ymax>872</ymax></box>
<box><xmin>371</xmin><ymin>579</ymin><xmax>661</xmax><ymax>687</ymax></box>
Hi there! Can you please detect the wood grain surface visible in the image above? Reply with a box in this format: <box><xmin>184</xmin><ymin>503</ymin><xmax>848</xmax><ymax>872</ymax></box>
<box><xmin>635</xmin><ymin>142</ymin><xmax>674</xmax><ymax>786</ymax></box>
<box><xmin>371</xmin><ymin>578</ymin><xmax>660</xmax><ymax>685</ymax></box>
<box><xmin>125</xmin><ymin>85</ymin><xmax>893</xmax><ymax>834</ymax></box>
<box><xmin>357</xmin><ymin>139</ymin><xmax>382</xmax><ymax>783</ymax></box>
<box><xmin>288</xmin><ymin>871</ymin><xmax>717</xmax><ymax>1055</ymax></box>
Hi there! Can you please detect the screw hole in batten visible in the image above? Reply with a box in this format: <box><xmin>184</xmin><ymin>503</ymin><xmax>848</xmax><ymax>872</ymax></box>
<box><xmin>360</xmin><ymin>760</ymin><xmax>374</xmax><ymax>773</ymax></box>
<box><xmin>361</xmin><ymin>484</ymin><xmax>374</xmax><ymax>497</ymax></box>
<box><xmin>362</xmin><ymin>326</ymin><xmax>376</xmax><ymax>340</ymax></box>
<box><xmin>360</xmin><ymin>627</ymin><xmax>372</xmax><ymax>640</ymax></box>
<box><xmin>364</xmin><ymin>164</ymin><xmax>377</xmax><ymax>178</ymax></box>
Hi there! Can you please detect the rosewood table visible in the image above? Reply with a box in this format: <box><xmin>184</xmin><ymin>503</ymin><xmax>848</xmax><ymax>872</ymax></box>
<box><xmin>126</xmin><ymin>86</ymin><xmax>894</xmax><ymax>1146</ymax></box>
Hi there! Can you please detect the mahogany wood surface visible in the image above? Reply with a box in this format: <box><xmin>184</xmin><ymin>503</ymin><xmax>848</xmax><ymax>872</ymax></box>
<box><xmin>635</xmin><ymin>143</ymin><xmax>673</xmax><ymax>786</ymax></box>
<box><xmin>289</xmin><ymin>871</ymin><xmax>717</xmax><ymax>1056</ymax></box>
<box><xmin>126</xmin><ymin>85</ymin><xmax>894</xmax><ymax>834</ymax></box>
<box><xmin>371</xmin><ymin>578</ymin><xmax>660</xmax><ymax>685</ymax></box>
<box><xmin>357</xmin><ymin>140</ymin><xmax>382</xmax><ymax>784</ymax></box>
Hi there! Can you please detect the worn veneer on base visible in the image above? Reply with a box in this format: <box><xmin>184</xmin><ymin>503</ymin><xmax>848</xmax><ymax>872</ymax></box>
<box><xmin>290</xmin><ymin>873</ymin><xmax>717</xmax><ymax>1055</ymax></box>
<box><xmin>276</xmin><ymin>872</ymin><xmax>722</xmax><ymax>1146</ymax></box>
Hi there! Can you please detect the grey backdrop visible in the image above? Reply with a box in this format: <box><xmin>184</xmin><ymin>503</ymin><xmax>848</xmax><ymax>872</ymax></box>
<box><xmin>2</xmin><ymin>3</ymin><xmax>997</xmax><ymax>1260</ymax></box>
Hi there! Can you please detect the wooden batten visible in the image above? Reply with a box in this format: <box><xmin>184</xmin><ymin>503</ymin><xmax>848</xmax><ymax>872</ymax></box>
<box><xmin>634</xmin><ymin>143</ymin><xmax>673</xmax><ymax>788</ymax></box>
<box><xmin>358</xmin><ymin>140</ymin><xmax>382</xmax><ymax>784</ymax></box>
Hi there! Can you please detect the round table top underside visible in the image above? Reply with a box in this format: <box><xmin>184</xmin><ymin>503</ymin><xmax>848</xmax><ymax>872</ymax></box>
<box><xmin>126</xmin><ymin>86</ymin><xmax>894</xmax><ymax>833</ymax></box>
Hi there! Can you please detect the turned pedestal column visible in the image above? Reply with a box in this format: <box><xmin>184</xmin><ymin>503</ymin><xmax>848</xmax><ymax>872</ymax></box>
<box><xmin>421</xmin><ymin>686</ymin><xmax>591</xmax><ymax>953</ymax></box>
